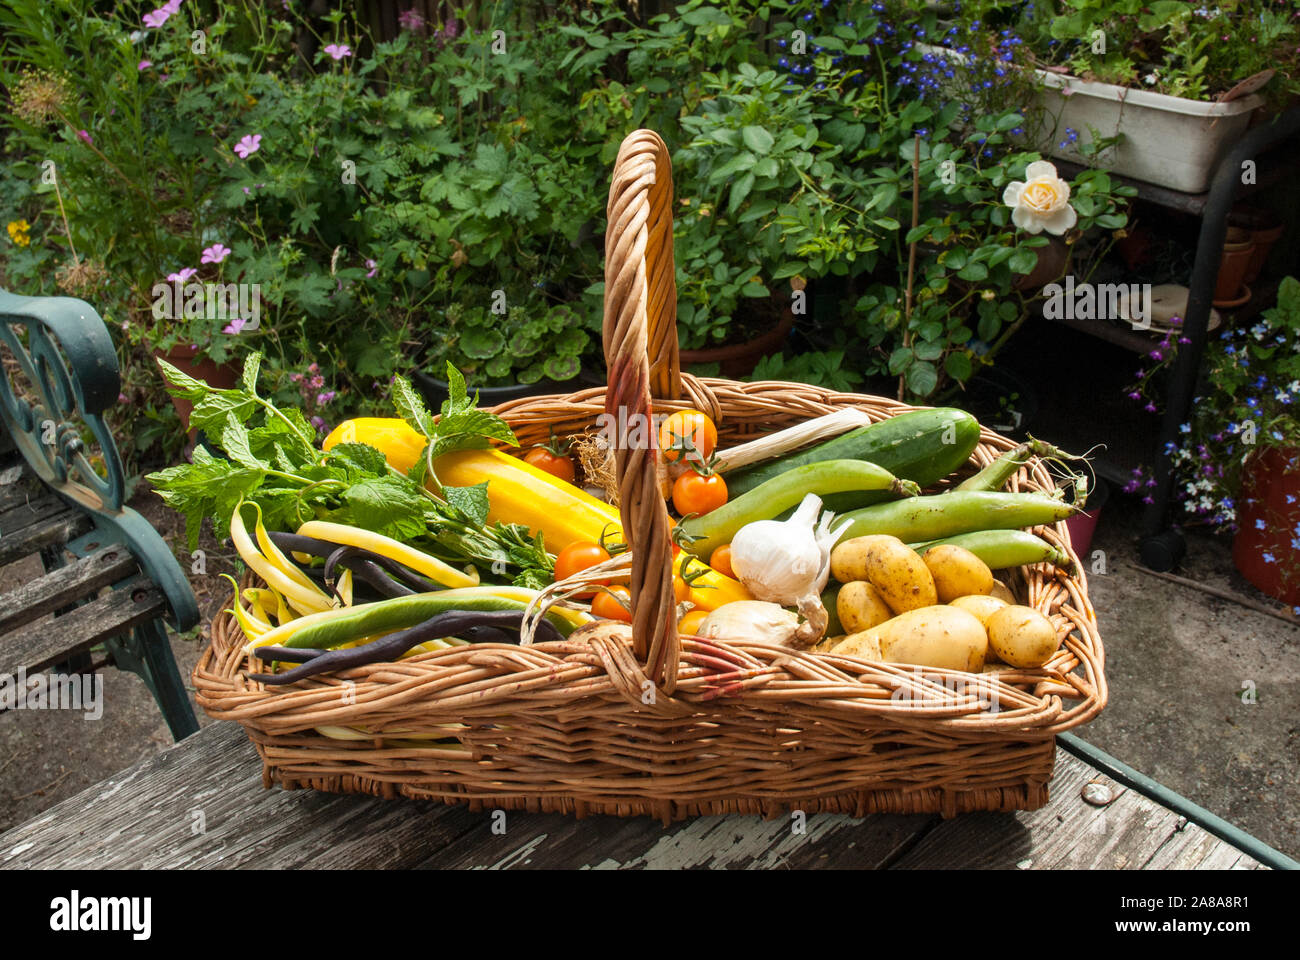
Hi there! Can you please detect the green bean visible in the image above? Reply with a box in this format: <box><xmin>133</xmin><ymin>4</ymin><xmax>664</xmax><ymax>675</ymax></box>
<box><xmin>909</xmin><ymin>529</ymin><xmax>1073</xmax><ymax>571</ymax></box>
<box><xmin>955</xmin><ymin>438</ymin><xmax>1080</xmax><ymax>493</ymax></box>
<box><xmin>839</xmin><ymin>490</ymin><xmax>1077</xmax><ymax>544</ymax></box>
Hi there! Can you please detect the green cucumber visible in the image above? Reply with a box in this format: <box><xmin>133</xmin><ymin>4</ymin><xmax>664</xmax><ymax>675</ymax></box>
<box><xmin>909</xmin><ymin>529</ymin><xmax>1072</xmax><ymax>570</ymax></box>
<box><xmin>839</xmin><ymin>491</ymin><xmax>1077</xmax><ymax>544</ymax></box>
<box><xmin>724</xmin><ymin>408</ymin><xmax>981</xmax><ymax>511</ymax></box>
<box><xmin>680</xmin><ymin>459</ymin><xmax>918</xmax><ymax>558</ymax></box>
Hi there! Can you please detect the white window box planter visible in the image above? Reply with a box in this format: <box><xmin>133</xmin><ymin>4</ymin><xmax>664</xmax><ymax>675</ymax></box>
<box><xmin>916</xmin><ymin>44</ymin><xmax>1265</xmax><ymax>194</ymax></box>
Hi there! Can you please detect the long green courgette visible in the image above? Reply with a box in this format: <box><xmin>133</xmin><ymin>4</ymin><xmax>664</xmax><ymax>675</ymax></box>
<box><xmin>679</xmin><ymin>459</ymin><xmax>918</xmax><ymax>558</ymax></box>
<box><xmin>724</xmin><ymin>408</ymin><xmax>981</xmax><ymax>510</ymax></box>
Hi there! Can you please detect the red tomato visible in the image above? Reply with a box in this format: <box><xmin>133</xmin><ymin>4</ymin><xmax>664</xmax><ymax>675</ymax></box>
<box><xmin>673</xmin><ymin>471</ymin><xmax>728</xmax><ymax>517</ymax></box>
<box><xmin>710</xmin><ymin>544</ymin><xmax>735</xmax><ymax>579</ymax></box>
<box><xmin>523</xmin><ymin>446</ymin><xmax>576</xmax><ymax>483</ymax></box>
<box><xmin>592</xmin><ymin>585</ymin><xmax>632</xmax><ymax>622</ymax></box>
<box><xmin>659</xmin><ymin>410</ymin><xmax>718</xmax><ymax>465</ymax></box>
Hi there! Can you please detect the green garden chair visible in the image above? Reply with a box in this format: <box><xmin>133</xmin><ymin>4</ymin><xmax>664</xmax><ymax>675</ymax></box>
<box><xmin>0</xmin><ymin>288</ymin><xmax>199</xmax><ymax>739</ymax></box>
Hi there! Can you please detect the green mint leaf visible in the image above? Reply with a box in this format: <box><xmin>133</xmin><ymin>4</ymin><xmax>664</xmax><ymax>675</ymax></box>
<box><xmin>188</xmin><ymin>389</ymin><xmax>259</xmax><ymax>446</ymax></box>
<box><xmin>407</xmin><ymin>444</ymin><xmax>431</xmax><ymax>486</ymax></box>
<box><xmin>240</xmin><ymin>351</ymin><xmax>263</xmax><ymax>395</ymax></box>
<box><xmin>441</xmin><ymin>362</ymin><xmax>476</xmax><ymax>416</ymax></box>
<box><xmin>431</xmin><ymin>407</ymin><xmax>518</xmax><ymax>458</ymax></box>
<box><xmin>337</xmin><ymin>476</ymin><xmax>429</xmax><ymax>541</ymax></box>
<box><xmin>392</xmin><ymin>374</ymin><xmax>436</xmax><ymax>437</ymax></box>
<box><xmin>442</xmin><ymin>482</ymin><xmax>491</xmax><ymax>527</ymax></box>
<box><xmin>155</xmin><ymin>357</ymin><xmax>210</xmax><ymax>400</ymax></box>
<box><xmin>222</xmin><ymin>415</ymin><xmax>269</xmax><ymax>470</ymax></box>
<box><xmin>325</xmin><ymin>442</ymin><xmax>391</xmax><ymax>478</ymax></box>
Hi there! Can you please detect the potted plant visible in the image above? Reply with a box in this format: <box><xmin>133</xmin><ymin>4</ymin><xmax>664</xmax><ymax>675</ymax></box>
<box><xmin>1018</xmin><ymin>0</ymin><xmax>1297</xmax><ymax>193</ymax></box>
<box><xmin>1128</xmin><ymin>276</ymin><xmax>1300</xmax><ymax>606</ymax></box>
<box><xmin>912</xmin><ymin>1</ymin><xmax>1297</xmax><ymax>193</ymax></box>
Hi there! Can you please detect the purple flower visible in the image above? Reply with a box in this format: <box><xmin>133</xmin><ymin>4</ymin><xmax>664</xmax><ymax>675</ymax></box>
<box><xmin>316</xmin><ymin>390</ymin><xmax>336</xmax><ymax>406</ymax></box>
<box><xmin>323</xmin><ymin>43</ymin><xmax>352</xmax><ymax>60</ymax></box>
<box><xmin>138</xmin><ymin>60</ymin><xmax>152</xmax><ymax>70</ymax></box>
<box><xmin>223</xmin><ymin>317</ymin><xmax>247</xmax><ymax>335</ymax></box>
<box><xmin>1128</xmin><ymin>391</ymin><xmax>1141</xmax><ymax>401</ymax></box>
<box><xmin>365</xmin><ymin>258</ymin><xmax>377</xmax><ymax>279</ymax></box>
<box><xmin>310</xmin><ymin>416</ymin><xmax>327</xmax><ymax>435</ymax></box>
<box><xmin>200</xmin><ymin>243</ymin><xmax>231</xmax><ymax>264</ymax></box>
<box><xmin>1144</xmin><ymin>403</ymin><xmax>1157</xmax><ymax>413</ymax></box>
<box><xmin>166</xmin><ymin>267</ymin><xmax>197</xmax><ymax>283</ymax></box>
<box><xmin>77</xmin><ymin>129</ymin><xmax>93</xmax><ymax>145</ymax></box>
<box><xmin>233</xmin><ymin>133</ymin><xmax>262</xmax><ymax>159</ymax></box>
<box><xmin>443</xmin><ymin>19</ymin><xmax>459</xmax><ymax>38</ymax></box>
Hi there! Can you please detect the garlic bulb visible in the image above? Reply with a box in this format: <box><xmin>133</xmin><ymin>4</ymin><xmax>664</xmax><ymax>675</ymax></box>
<box><xmin>728</xmin><ymin>494</ymin><xmax>850</xmax><ymax>645</ymax></box>
<box><xmin>699</xmin><ymin>601</ymin><xmax>803</xmax><ymax>647</ymax></box>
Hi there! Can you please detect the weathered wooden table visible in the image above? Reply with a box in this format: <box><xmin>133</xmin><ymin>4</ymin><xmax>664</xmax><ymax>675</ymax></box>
<box><xmin>0</xmin><ymin>722</ymin><xmax>1273</xmax><ymax>869</ymax></box>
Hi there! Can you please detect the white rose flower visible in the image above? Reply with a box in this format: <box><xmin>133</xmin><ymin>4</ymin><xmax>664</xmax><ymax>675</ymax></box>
<box><xmin>1002</xmin><ymin>160</ymin><xmax>1078</xmax><ymax>235</ymax></box>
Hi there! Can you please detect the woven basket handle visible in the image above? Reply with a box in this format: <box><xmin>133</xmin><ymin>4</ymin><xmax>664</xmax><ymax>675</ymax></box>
<box><xmin>602</xmin><ymin>129</ymin><xmax>682</xmax><ymax>691</ymax></box>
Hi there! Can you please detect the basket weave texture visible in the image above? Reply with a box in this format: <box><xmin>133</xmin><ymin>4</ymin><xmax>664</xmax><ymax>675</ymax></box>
<box><xmin>194</xmin><ymin>130</ymin><xmax>1106</xmax><ymax>822</ymax></box>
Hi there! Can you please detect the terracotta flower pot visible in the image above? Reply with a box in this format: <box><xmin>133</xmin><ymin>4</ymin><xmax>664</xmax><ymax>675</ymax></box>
<box><xmin>1064</xmin><ymin>477</ymin><xmax>1111</xmax><ymax>561</ymax></box>
<box><xmin>1243</xmin><ymin>222</ymin><xmax>1284</xmax><ymax>285</ymax></box>
<box><xmin>680</xmin><ymin>306</ymin><xmax>795</xmax><ymax>379</ymax></box>
<box><xmin>1012</xmin><ymin>237</ymin><xmax>1070</xmax><ymax>293</ymax></box>
<box><xmin>1214</xmin><ymin>228</ymin><xmax>1256</xmax><ymax>305</ymax></box>
<box><xmin>154</xmin><ymin>343</ymin><xmax>239</xmax><ymax>434</ymax></box>
<box><xmin>1232</xmin><ymin>445</ymin><xmax>1300</xmax><ymax>607</ymax></box>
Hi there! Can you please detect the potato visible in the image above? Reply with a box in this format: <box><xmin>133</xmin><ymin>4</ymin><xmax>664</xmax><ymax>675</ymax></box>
<box><xmin>830</xmin><ymin>535</ymin><xmax>898</xmax><ymax>583</ymax></box>
<box><xmin>948</xmin><ymin>593</ymin><xmax>1008</xmax><ymax>628</ymax></box>
<box><xmin>923</xmin><ymin>544</ymin><xmax>994</xmax><ymax>602</ymax></box>
<box><xmin>828</xmin><ymin>629</ymin><xmax>884</xmax><ymax>662</ymax></box>
<box><xmin>871</xmin><ymin>605</ymin><xmax>987</xmax><ymax>673</ymax></box>
<box><xmin>833</xmin><ymin>535</ymin><xmax>937</xmax><ymax>614</ymax></box>
<box><xmin>989</xmin><ymin>579</ymin><xmax>1016</xmax><ymax>604</ymax></box>
<box><xmin>837</xmin><ymin>580</ymin><xmax>895</xmax><ymax>634</ymax></box>
<box><xmin>986</xmin><ymin>605</ymin><xmax>1060</xmax><ymax>668</ymax></box>
<box><xmin>810</xmin><ymin>635</ymin><xmax>845</xmax><ymax>655</ymax></box>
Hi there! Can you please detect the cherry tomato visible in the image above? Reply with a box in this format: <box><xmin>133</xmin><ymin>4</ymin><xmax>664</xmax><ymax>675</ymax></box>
<box><xmin>554</xmin><ymin>541</ymin><xmax>610</xmax><ymax>597</ymax></box>
<box><xmin>659</xmin><ymin>410</ymin><xmax>717</xmax><ymax>464</ymax></box>
<box><xmin>591</xmin><ymin>585</ymin><xmax>632</xmax><ymax>622</ymax></box>
<box><xmin>673</xmin><ymin>575</ymin><xmax>691</xmax><ymax>603</ymax></box>
<box><xmin>710</xmin><ymin>544</ymin><xmax>735</xmax><ymax>579</ymax></box>
<box><xmin>678</xmin><ymin>609</ymin><xmax>709</xmax><ymax>636</ymax></box>
<box><xmin>673</xmin><ymin>470</ymin><xmax>728</xmax><ymax>517</ymax></box>
<box><xmin>523</xmin><ymin>446</ymin><xmax>576</xmax><ymax>483</ymax></box>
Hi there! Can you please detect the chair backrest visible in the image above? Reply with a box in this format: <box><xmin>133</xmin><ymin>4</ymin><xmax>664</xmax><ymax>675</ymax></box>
<box><xmin>0</xmin><ymin>289</ymin><xmax>198</xmax><ymax>631</ymax></box>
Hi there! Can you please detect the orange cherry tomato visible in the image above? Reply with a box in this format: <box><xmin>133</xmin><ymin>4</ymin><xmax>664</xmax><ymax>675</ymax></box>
<box><xmin>672</xmin><ymin>470</ymin><xmax>728</xmax><ymax>517</ymax></box>
<box><xmin>659</xmin><ymin>410</ymin><xmax>717</xmax><ymax>464</ymax></box>
<box><xmin>710</xmin><ymin>544</ymin><xmax>735</xmax><ymax>579</ymax></box>
<box><xmin>673</xmin><ymin>575</ymin><xmax>691</xmax><ymax>603</ymax></box>
<box><xmin>678</xmin><ymin>609</ymin><xmax>709</xmax><ymax>636</ymax></box>
<box><xmin>554</xmin><ymin>541</ymin><xmax>610</xmax><ymax>597</ymax></box>
<box><xmin>523</xmin><ymin>446</ymin><xmax>576</xmax><ymax>483</ymax></box>
<box><xmin>591</xmin><ymin>585</ymin><xmax>633</xmax><ymax>622</ymax></box>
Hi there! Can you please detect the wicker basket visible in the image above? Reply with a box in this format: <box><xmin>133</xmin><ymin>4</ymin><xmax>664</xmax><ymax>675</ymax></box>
<box><xmin>194</xmin><ymin>130</ymin><xmax>1106</xmax><ymax>822</ymax></box>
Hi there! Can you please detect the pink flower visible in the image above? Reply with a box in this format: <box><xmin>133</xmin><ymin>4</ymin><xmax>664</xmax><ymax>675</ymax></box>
<box><xmin>316</xmin><ymin>390</ymin><xmax>336</xmax><ymax>405</ymax></box>
<box><xmin>200</xmin><ymin>243</ymin><xmax>231</xmax><ymax>264</ymax></box>
<box><xmin>223</xmin><ymin>317</ymin><xmax>247</xmax><ymax>335</ymax></box>
<box><xmin>138</xmin><ymin>60</ymin><xmax>152</xmax><ymax>70</ymax></box>
<box><xmin>77</xmin><ymin>129</ymin><xmax>93</xmax><ymax>145</ymax></box>
<box><xmin>166</xmin><ymin>267</ymin><xmax>197</xmax><ymax>283</ymax></box>
<box><xmin>398</xmin><ymin>9</ymin><xmax>425</xmax><ymax>31</ymax></box>
<box><xmin>308</xmin><ymin>374</ymin><xmax>325</xmax><ymax>390</ymax></box>
<box><xmin>142</xmin><ymin>9</ymin><xmax>170</xmax><ymax>28</ymax></box>
<box><xmin>323</xmin><ymin>43</ymin><xmax>352</xmax><ymax>60</ymax></box>
<box><xmin>444</xmin><ymin>19</ymin><xmax>459</xmax><ymax>38</ymax></box>
<box><xmin>233</xmin><ymin>133</ymin><xmax>262</xmax><ymax>159</ymax></box>
<box><xmin>365</xmin><ymin>259</ymin><xmax>377</xmax><ymax>278</ymax></box>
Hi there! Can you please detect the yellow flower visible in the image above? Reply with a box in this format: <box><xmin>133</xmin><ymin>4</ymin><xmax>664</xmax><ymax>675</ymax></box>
<box><xmin>1002</xmin><ymin>161</ymin><xmax>1077</xmax><ymax>236</ymax></box>
<box><xmin>7</xmin><ymin>220</ymin><xmax>31</xmax><ymax>247</ymax></box>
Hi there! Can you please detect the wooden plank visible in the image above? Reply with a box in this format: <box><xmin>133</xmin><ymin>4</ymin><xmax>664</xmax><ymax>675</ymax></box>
<box><xmin>0</xmin><ymin>544</ymin><xmax>140</xmax><ymax>635</ymax></box>
<box><xmin>0</xmin><ymin>577</ymin><xmax>167</xmax><ymax>676</ymax></box>
<box><xmin>0</xmin><ymin>722</ymin><xmax>1266</xmax><ymax>871</ymax></box>
<box><xmin>0</xmin><ymin>509</ymin><xmax>92</xmax><ymax>567</ymax></box>
<box><xmin>0</xmin><ymin>494</ymin><xmax>70</xmax><ymax>536</ymax></box>
<box><xmin>889</xmin><ymin>751</ymin><xmax>1264</xmax><ymax>870</ymax></box>
<box><xmin>0</xmin><ymin>464</ymin><xmax>43</xmax><ymax>514</ymax></box>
